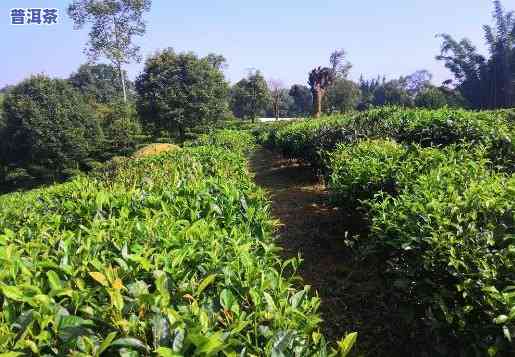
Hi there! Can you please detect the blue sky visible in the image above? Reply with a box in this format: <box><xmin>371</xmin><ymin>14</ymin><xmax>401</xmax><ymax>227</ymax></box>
<box><xmin>1</xmin><ymin>1</ymin><xmax>496</xmax><ymax>88</ymax></box>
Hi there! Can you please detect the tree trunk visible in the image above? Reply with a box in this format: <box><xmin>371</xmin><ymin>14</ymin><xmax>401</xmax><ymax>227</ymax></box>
<box><xmin>119</xmin><ymin>64</ymin><xmax>127</xmax><ymax>104</ymax></box>
<box><xmin>313</xmin><ymin>88</ymin><xmax>323</xmax><ymax>118</ymax></box>
<box><xmin>178</xmin><ymin>126</ymin><xmax>185</xmax><ymax>143</ymax></box>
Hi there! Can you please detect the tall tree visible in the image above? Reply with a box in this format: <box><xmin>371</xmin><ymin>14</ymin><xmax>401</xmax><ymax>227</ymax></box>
<box><xmin>482</xmin><ymin>0</ymin><xmax>515</xmax><ymax>108</ymax></box>
<box><xmin>309</xmin><ymin>49</ymin><xmax>351</xmax><ymax>118</ymax></box>
<box><xmin>403</xmin><ymin>70</ymin><xmax>433</xmax><ymax>97</ymax></box>
<box><xmin>1</xmin><ymin>75</ymin><xmax>102</xmax><ymax>178</ymax></box>
<box><xmin>68</xmin><ymin>0</ymin><xmax>152</xmax><ymax>103</ymax></box>
<box><xmin>135</xmin><ymin>49</ymin><xmax>229</xmax><ymax>141</ymax></box>
<box><xmin>230</xmin><ymin>71</ymin><xmax>271</xmax><ymax>122</ymax></box>
<box><xmin>436</xmin><ymin>0</ymin><xmax>515</xmax><ymax>109</ymax></box>
<box><xmin>373</xmin><ymin>78</ymin><xmax>413</xmax><ymax>107</ymax></box>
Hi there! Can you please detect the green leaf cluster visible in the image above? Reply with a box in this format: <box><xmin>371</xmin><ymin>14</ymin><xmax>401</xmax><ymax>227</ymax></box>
<box><xmin>0</xmin><ymin>136</ymin><xmax>349</xmax><ymax>355</ymax></box>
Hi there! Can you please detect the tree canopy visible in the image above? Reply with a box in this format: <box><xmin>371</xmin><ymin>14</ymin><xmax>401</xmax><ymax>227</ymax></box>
<box><xmin>436</xmin><ymin>0</ymin><xmax>515</xmax><ymax>109</ymax></box>
<box><xmin>135</xmin><ymin>48</ymin><xmax>229</xmax><ymax>140</ymax></box>
<box><xmin>1</xmin><ymin>75</ymin><xmax>102</xmax><ymax>177</ymax></box>
<box><xmin>69</xmin><ymin>63</ymin><xmax>132</xmax><ymax>104</ymax></box>
<box><xmin>289</xmin><ymin>84</ymin><xmax>313</xmax><ymax>116</ymax></box>
<box><xmin>68</xmin><ymin>0</ymin><xmax>152</xmax><ymax>103</ymax></box>
<box><xmin>230</xmin><ymin>71</ymin><xmax>271</xmax><ymax>121</ymax></box>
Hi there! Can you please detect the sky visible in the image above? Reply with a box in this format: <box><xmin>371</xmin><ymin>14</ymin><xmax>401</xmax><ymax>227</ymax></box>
<box><xmin>1</xmin><ymin>1</ymin><xmax>497</xmax><ymax>88</ymax></box>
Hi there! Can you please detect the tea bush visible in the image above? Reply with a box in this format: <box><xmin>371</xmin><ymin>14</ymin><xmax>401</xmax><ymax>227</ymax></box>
<box><xmin>261</xmin><ymin>107</ymin><xmax>515</xmax><ymax>173</ymax></box>
<box><xmin>0</xmin><ymin>144</ymin><xmax>354</xmax><ymax>355</ymax></box>
<box><xmin>328</xmin><ymin>139</ymin><xmax>406</xmax><ymax>203</ymax></box>
<box><xmin>191</xmin><ymin>129</ymin><xmax>255</xmax><ymax>154</ymax></box>
<box><xmin>259</xmin><ymin>108</ymin><xmax>515</xmax><ymax>354</ymax></box>
<box><xmin>329</xmin><ymin>140</ymin><xmax>486</xmax><ymax>205</ymax></box>
<box><xmin>369</xmin><ymin>161</ymin><xmax>515</xmax><ymax>354</ymax></box>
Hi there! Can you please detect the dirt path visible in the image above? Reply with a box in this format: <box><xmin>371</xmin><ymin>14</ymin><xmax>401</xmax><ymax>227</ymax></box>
<box><xmin>249</xmin><ymin>147</ymin><xmax>427</xmax><ymax>357</ymax></box>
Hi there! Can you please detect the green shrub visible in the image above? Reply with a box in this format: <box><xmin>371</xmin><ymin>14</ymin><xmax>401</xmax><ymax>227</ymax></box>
<box><xmin>1</xmin><ymin>75</ymin><xmax>102</xmax><ymax>178</ymax></box>
<box><xmin>192</xmin><ymin>129</ymin><xmax>256</xmax><ymax>154</ymax></box>
<box><xmin>329</xmin><ymin>139</ymin><xmax>406</xmax><ymax>203</ymax></box>
<box><xmin>262</xmin><ymin>107</ymin><xmax>515</xmax><ymax>173</ymax></box>
<box><xmin>0</xmin><ymin>146</ymin><xmax>342</xmax><ymax>355</ymax></box>
<box><xmin>329</xmin><ymin>140</ymin><xmax>486</xmax><ymax>205</ymax></box>
<box><xmin>369</xmin><ymin>159</ymin><xmax>514</xmax><ymax>354</ymax></box>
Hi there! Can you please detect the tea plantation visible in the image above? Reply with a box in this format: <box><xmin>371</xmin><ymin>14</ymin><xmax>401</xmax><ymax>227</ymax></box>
<box><xmin>257</xmin><ymin>107</ymin><xmax>515</xmax><ymax>355</ymax></box>
<box><xmin>1</xmin><ymin>108</ymin><xmax>514</xmax><ymax>356</ymax></box>
<box><xmin>0</xmin><ymin>132</ymin><xmax>357</xmax><ymax>356</ymax></box>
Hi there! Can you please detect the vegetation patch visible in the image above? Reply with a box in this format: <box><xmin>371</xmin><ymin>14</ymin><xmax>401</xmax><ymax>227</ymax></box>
<box><xmin>133</xmin><ymin>143</ymin><xmax>180</xmax><ymax>158</ymax></box>
<box><xmin>258</xmin><ymin>108</ymin><xmax>515</xmax><ymax>355</ymax></box>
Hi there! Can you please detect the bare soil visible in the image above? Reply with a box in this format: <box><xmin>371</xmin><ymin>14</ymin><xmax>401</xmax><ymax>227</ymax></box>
<box><xmin>249</xmin><ymin>147</ymin><xmax>430</xmax><ymax>357</ymax></box>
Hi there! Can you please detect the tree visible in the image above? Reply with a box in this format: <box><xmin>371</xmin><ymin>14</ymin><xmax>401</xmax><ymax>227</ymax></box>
<box><xmin>329</xmin><ymin>49</ymin><xmax>352</xmax><ymax>78</ymax></box>
<box><xmin>69</xmin><ymin>63</ymin><xmax>131</xmax><ymax>104</ymax></box>
<box><xmin>482</xmin><ymin>0</ymin><xmax>515</xmax><ymax>108</ymax></box>
<box><xmin>309</xmin><ymin>49</ymin><xmax>352</xmax><ymax>118</ymax></box>
<box><xmin>289</xmin><ymin>84</ymin><xmax>313</xmax><ymax>116</ymax></box>
<box><xmin>230</xmin><ymin>71</ymin><xmax>271</xmax><ymax>122</ymax></box>
<box><xmin>95</xmin><ymin>100</ymin><xmax>141</xmax><ymax>156</ymax></box>
<box><xmin>68</xmin><ymin>0</ymin><xmax>152</xmax><ymax>103</ymax></box>
<box><xmin>268</xmin><ymin>78</ymin><xmax>285</xmax><ymax>120</ymax></box>
<box><xmin>358</xmin><ymin>75</ymin><xmax>384</xmax><ymax>110</ymax></box>
<box><xmin>358</xmin><ymin>72</ymin><xmax>431</xmax><ymax>108</ymax></box>
<box><xmin>404</xmin><ymin>70</ymin><xmax>433</xmax><ymax>97</ymax></box>
<box><xmin>324</xmin><ymin>79</ymin><xmax>361</xmax><ymax>113</ymax></box>
<box><xmin>436</xmin><ymin>35</ymin><xmax>488</xmax><ymax>109</ymax></box>
<box><xmin>414</xmin><ymin>86</ymin><xmax>449</xmax><ymax>109</ymax></box>
<box><xmin>265</xmin><ymin>89</ymin><xmax>294</xmax><ymax>118</ymax></box>
<box><xmin>436</xmin><ymin>0</ymin><xmax>515</xmax><ymax>109</ymax></box>
<box><xmin>135</xmin><ymin>48</ymin><xmax>229</xmax><ymax>141</ymax></box>
<box><xmin>205</xmin><ymin>53</ymin><xmax>228</xmax><ymax>71</ymax></box>
<box><xmin>0</xmin><ymin>75</ymin><xmax>102</xmax><ymax>178</ymax></box>
<box><xmin>373</xmin><ymin>79</ymin><xmax>413</xmax><ymax>107</ymax></box>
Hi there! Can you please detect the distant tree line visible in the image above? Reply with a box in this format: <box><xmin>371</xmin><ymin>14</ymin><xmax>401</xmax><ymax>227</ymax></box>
<box><xmin>0</xmin><ymin>0</ymin><xmax>513</xmax><ymax>191</ymax></box>
<box><xmin>436</xmin><ymin>0</ymin><xmax>515</xmax><ymax>109</ymax></box>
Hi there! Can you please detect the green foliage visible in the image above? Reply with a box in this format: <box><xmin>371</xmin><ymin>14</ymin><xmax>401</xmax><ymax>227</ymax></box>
<box><xmin>436</xmin><ymin>1</ymin><xmax>515</xmax><ymax>109</ymax></box>
<box><xmin>260</xmin><ymin>116</ymin><xmax>352</xmax><ymax>169</ymax></box>
<box><xmin>135</xmin><ymin>48</ymin><xmax>229</xmax><ymax>141</ymax></box>
<box><xmin>67</xmin><ymin>0</ymin><xmax>152</xmax><ymax>103</ymax></box>
<box><xmin>230</xmin><ymin>71</ymin><xmax>271</xmax><ymax>121</ymax></box>
<box><xmin>323</xmin><ymin>79</ymin><xmax>361</xmax><ymax>113</ymax></box>
<box><xmin>329</xmin><ymin>139</ymin><xmax>407</xmax><ymax>202</ymax></box>
<box><xmin>0</xmin><ymin>75</ymin><xmax>102</xmax><ymax>179</ymax></box>
<box><xmin>414</xmin><ymin>86</ymin><xmax>450</xmax><ymax>109</ymax></box>
<box><xmin>369</xmin><ymin>159</ymin><xmax>514</xmax><ymax>354</ymax></box>
<box><xmin>191</xmin><ymin>129</ymin><xmax>255</xmax><ymax>155</ymax></box>
<box><xmin>94</xmin><ymin>100</ymin><xmax>142</xmax><ymax>157</ymax></box>
<box><xmin>262</xmin><ymin>107</ymin><xmax>515</xmax><ymax>173</ymax></box>
<box><xmin>69</xmin><ymin>63</ymin><xmax>132</xmax><ymax>104</ymax></box>
<box><xmin>372</xmin><ymin>79</ymin><xmax>413</xmax><ymax>107</ymax></box>
<box><xmin>288</xmin><ymin>85</ymin><xmax>313</xmax><ymax>117</ymax></box>
<box><xmin>0</xmin><ymin>143</ymin><xmax>342</xmax><ymax>355</ymax></box>
<box><xmin>261</xmin><ymin>107</ymin><xmax>515</xmax><ymax>354</ymax></box>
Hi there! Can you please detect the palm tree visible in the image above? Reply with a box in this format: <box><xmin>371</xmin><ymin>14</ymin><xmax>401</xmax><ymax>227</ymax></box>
<box><xmin>308</xmin><ymin>50</ymin><xmax>351</xmax><ymax>118</ymax></box>
<box><xmin>308</xmin><ymin>66</ymin><xmax>335</xmax><ymax>118</ymax></box>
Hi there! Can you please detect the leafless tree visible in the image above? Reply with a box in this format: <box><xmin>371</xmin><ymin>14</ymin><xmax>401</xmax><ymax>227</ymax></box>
<box><xmin>268</xmin><ymin>78</ymin><xmax>284</xmax><ymax>120</ymax></box>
